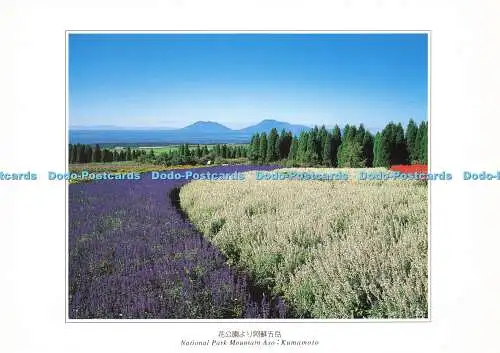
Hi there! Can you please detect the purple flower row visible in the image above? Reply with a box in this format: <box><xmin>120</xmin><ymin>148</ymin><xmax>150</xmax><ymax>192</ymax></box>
<box><xmin>69</xmin><ymin>165</ymin><xmax>286</xmax><ymax>319</ymax></box>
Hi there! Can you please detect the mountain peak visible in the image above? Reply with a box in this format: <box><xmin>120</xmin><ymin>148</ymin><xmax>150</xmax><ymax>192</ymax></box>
<box><xmin>181</xmin><ymin>121</ymin><xmax>232</xmax><ymax>133</ymax></box>
<box><xmin>185</xmin><ymin>121</ymin><xmax>226</xmax><ymax>127</ymax></box>
<box><xmin>261</xmin><ymin>119</ymin><xmax>279</xmax><ymax>123</ymax></box>
<box><xmin>239</xmin><ymin>120</ymin><xmax>311</xmax><ymax>135</ymax></box>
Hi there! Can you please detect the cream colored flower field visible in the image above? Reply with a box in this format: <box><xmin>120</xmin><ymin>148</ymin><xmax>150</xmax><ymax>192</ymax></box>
<box><xmin>179</xmin><ymin>168</ymin><xmax>428</xmax><ymax>319</ymax></box>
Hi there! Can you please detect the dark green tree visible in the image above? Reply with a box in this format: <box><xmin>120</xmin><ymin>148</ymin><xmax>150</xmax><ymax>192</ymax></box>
<box><xmin>249</xmin><ymin>133</ymin><xmax>261</xmax><ymax>163</ymax></box>
<box><xmin>267</xmin><ymin>128</ymin><xmax>279</xmax><ymax>162</ymax></box>
<box><xmin>378</xmin><ymin>124</ymin><xmax>394</xmax><ymax>167</ymax></box>
<box><xmin>76</xmin><ymin>145</ymin><xmax>83</xmax><ymax>163</ymax></box>
<box><xmin>414</xmin><ymin>125</ymin><xmax>422</xmax><ymax>163</ymax></box>
<box><xmin>322</xmin><ymin>133</ymin><xmax>333</xmax><ymax>166</ymax></box>
<box><xmin>356</xmin><ymin>124</ymin><xmax>366</xmax><ymax>146</ymax></box>
<box><xmin>84</xmin><ymin>145</ymin><xmax>93</xmax><ymax>163</ymax></box>
<box><xmin>318</xmin><ymin>125</ymin><xmax>328</xmax><ymax>163</ymax></box>
<box><xmin>337</xmin><ymin>140</ymin><xmax>365</xmax><ymax>167</ymax></box>
<box><xmin>338</xmin><ymin>124</ymin><xmax>363</xmax><ymax>167</ymax></box>
<box><xmin>277</xmin><ymin>129</ymin><xmax>287</xmax><ymax>159</ymax></box>
<box><xmin>394</xmin><ymin>123</ymin><xmax>408</xmax><ymax>164</ymax></box>
<box><xmin>297</xmin><ymin>131</ymin><xmax>308</xmax><ymax>164</ymax></box>
<box><xmin>362</xmin><ymin>132</ymin><xmax>374</xmax><ymax>167</ymax></box>
<box><xmin>406</xmin><ymin>119</ymin><xmax>419</xmax><ymax>163</ymax></box>
<box><xmin>288</xmin><ymin>137</ymin><xmax>299</xmax><ymax>161</ymax></box>
<box><xmin>259</xmin><ymin>132</ymin><xmax>268</xmax><ymax>163</ymax></box>
<box><xmin>373</xmin><ymin>132</ymin><xmax>382</xmax><ymax>167</ymax></box>
<box><xmin>92</xmin><ymin>144</ymin><xmax>102</xmax><ymax>163</ymax></box>
<box><xmin>306</xmin><ymin>131</ymin><xmax>320</xmax><ymax>165</ymax></box>
<box><xmin>331</xmin><ymin>125</ymin><xmax>342</xmax><ymax>167</ymax></box>
<box><xmin>72</xmin><ymin>144</ymin><xmax>78</xmax><ymax>164</ymax></box>
<box><xmin>419</xmin><ymin>121</ymin><xmax>428</xmax><ymax>164</ymax></box>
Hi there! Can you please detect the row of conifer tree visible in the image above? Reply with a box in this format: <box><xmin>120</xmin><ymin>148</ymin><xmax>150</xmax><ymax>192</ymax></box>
<box><xmin>68</xmin><ymin>144</ymin><xmax>147</xmax><ymax>164</ymax></box>
<box><xmin>249</xmin><ymin>119</ymin><xmax>427</xmax><ymax>167</ymax></box>
<box><xmin>67</xmin><ymin>143</ymin><xmax>248</xmax><ymax>164</ymax></box>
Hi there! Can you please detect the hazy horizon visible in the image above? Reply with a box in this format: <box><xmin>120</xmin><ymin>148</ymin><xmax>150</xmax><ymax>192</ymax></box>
<box><xmin>68</xmin><ymin>118</ymin><xmax>398</xmax><ymax>133</ymax></box>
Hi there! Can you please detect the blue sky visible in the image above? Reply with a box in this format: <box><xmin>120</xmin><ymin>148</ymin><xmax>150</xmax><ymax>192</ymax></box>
<box><xmin>69</xmin><ymin>33</ymin><xmax>428</xmax><ymax>131</ymax></box>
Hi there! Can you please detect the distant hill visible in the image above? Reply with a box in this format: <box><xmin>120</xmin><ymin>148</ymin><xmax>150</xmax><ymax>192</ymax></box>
<box><xmin>180</xmin><ymin>121</ymin><xmax>233</xmax><ymax>134</ymax></box>
<box><xmin>69</xmin><ymin>119</ymin><xmax>312</xmax><ymax>145</ymax></box>
<box><xmin>239</xmin><ymin>119</ymin><xmax>310</xmax><ymax>136</ymax></box>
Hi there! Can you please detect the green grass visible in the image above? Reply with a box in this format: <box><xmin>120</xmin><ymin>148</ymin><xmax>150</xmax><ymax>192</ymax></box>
<box><xmin>112</xmin><ymin>144</ymin><xmax>249</xmax><ymax>155</ymax></box>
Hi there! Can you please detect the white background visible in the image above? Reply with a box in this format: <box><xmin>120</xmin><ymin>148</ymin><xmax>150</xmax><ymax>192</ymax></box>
<box><xmin>1</xmin><ymin>1</ymin><xmax>499</xmax><ymax>352</ymax></box>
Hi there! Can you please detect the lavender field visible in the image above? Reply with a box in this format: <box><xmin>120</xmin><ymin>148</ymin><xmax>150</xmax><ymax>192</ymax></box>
<box><xmin>68</xmin><ymin>165</ymin><xmax>285</xmax><ymax>319</ymax></box>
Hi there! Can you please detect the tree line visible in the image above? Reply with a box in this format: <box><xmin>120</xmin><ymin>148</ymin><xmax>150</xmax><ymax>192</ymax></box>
<box><xmin>68</xmin><ymin>143</ymin><xmax>249</xmax><ymax>165</ymax></box>
<box><xmin>69</xmin><ymin>119</ymin><xmax>428</xmax><ymax>167</ymax></box>
<box><xmin>248</xmin><ymin>119</ymin><xmax>427</xmax><ymax>167</ymax></box>
<box><xmin>68</xmin><ymin>144</ymin><xmax>146</xmax><ymax>163</ymax></box>
<box><xmin>140</xmin><ymin>144</ymin><xmax>249</xmax><ymax>165</ymax></box>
